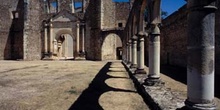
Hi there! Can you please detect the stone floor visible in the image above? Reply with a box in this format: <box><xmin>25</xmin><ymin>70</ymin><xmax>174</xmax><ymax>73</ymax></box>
<box><xmin>123</xmin><ymin>62</ymin><xmax>220</xmax><ymax>110</ymax></box>
<box><xmin>0</xmin><ymin>60</ymin><xmax>149</xmax><ymax>110</ymax></box>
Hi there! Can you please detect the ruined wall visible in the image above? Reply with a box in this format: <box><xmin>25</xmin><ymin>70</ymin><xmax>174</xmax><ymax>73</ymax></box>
<box><xmin>115</xmin><ymin>2</ymin><xmax>130</xmax><ymax>28</ymax></box>
<box><xmin>0</xmin><ymin>0</ymin><xmax>24</xmax><ymax>60</ymax></box>
<box><xmin>85</xmin><ymin>0</ymin><xmax>102</xmax><ymax>60</ymax></box>
<box><xmin>160</xmin><ymin>5</ymin><xmax>187</xmax><ymax>67</ymax></box>
<box><xmin>160</xmin><ymin>4</ymin><xmax>220</xmax><ymax>75</ymax></box>
<box><xmin>100</xmin><ymin>0</ymin><xmax>116</xmax><ymax>30</ymax></box>
<box><xmin>84</xmin><ymin>0</ymin><xmax>129</xmax><ymax>60</ymax></box>
<box><xmin>23</xmin><ymin>0</ymin><xmax>42</xmax><ymax>60</ymax></box>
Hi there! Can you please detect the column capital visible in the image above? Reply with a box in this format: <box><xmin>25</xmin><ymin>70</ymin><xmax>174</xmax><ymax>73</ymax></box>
<box><xmin>131</xmin><ymin>35</ymin><xmax>138</xmax><ymax>41</ymax></box>
<box><xmin>137</xmin><ymin>31</ymin><xmax>148</xmax><ymax>38</ymax></box>
<box><xmin>150</xmin><ymin>24</ymin><xmax>160</xmax><ymax>35</ymax></box>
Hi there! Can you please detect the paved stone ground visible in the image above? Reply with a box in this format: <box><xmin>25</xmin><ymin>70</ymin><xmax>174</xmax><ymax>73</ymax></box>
<box><xmin>0</xmin><ymin>60</ymin><xmax>149</xmax><ymax>110</ymax></box>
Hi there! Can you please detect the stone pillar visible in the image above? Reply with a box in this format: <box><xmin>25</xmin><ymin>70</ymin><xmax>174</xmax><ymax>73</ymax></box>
<box><xmin>126</xmin><ymin>42</ymin><xmax>129</xmax><ymax>63</ymax></box>
<box><xmin>145</xmin><ymin>24</ymin><xmax>161</xmax><ymax>85</ymax></box>
<box><xmin>136</xmin><ymin>31</ymin><xmax>147</xmax><ymax>74</ymax></box>
<box><xmin>76</xmin><ymin>22</ymin><xmax>80</xmax><ymax>55</ymax></box>
<box><xmin>130</xmin><ymin>35</ymin><xmax>138</xmax><ymax>68</ymax></box>
<box><xmin>71</xmin><ymin>0</ymin><xmax>75</xmax><ymax>13</ymax></box>
<box><xmin>128</xmin><ymin>40</ymin><xmax>132</xmax><ymax>64</ymax></box>
<box><xmin>81</xmin><ymin>24</ymin><xmax>85</xmax><ymax>53</ymax></box>
<box><xmin>44</xmin><ymin>25</ymin><xmax>48</xmax><ymax>54</ymax></box>
<box><xmin>185</xmin><ymin>1</ymin><xmax>217</xmax><ymax>109</ymax></box>
<box><xmin>49</xmin><ymin>21</ymin><xmax>53</xmax><ymax>56</ymax></box>
<box><xmin>82</xmin><ymin>0</ymin><xmax>85</xmax><ymax>13</ymax></box>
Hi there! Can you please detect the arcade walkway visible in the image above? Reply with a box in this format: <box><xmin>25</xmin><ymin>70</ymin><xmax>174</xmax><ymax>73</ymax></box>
<box><xmin>0</xmin><ymin>61</ymin><xmax>149</xmax><ymax>110</ymax></box>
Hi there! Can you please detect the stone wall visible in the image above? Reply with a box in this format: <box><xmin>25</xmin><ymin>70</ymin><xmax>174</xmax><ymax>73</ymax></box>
<box><xmin>100</xmin><ymin>0</ymin><xmax>116</xmax><ymax>30</ymax></box>
<box><xmin>159</xmin><ymin>4</ymin><xmax>220</xmax><ymax>74</ymax></box>
<box><xmin>0</xmin><ymin>0</ymin><xmax>23</xmax><ymax>60</ymax></box>
<box><xmin>160</xmin><ymin>5</ymin><xmax>187</xmax><ymax>67</ymax></box>
<box><xmin>115</xmin><ymin>2</ymin><xmax>130</xmax><ymax>28</ymax></box>
<box><xmin>84</xmin><ymin>0</ymin><xmax>102</xmax><ymax>60</ymax></box>
<box><xmin>23</xmin><ymin>0</ymin><xmax>42</xmax><ymax>60</ymax></box>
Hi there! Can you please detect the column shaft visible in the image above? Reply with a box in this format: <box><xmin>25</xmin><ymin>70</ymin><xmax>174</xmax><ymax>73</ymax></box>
<box><xmin>49</xmin><ymin>23</ymin><xmax>53</xmax><ymax>55</ymax></box>
<box><xmin>136</xmin><ymin>32</ymin><xmax>146</xmax><ymax>74</ymax></box>
<box><xmin>148</xmin><ymin>25</ymin><xmax>160</xmax><ymax>79</ymax></box>
<box><xmin>76</xmin><ymin>23</ymin><xmax>80</xmax><ymax>54</ymax></box>
<box><xmin>82</xmin><ymin>26</ymin><xmax>85</xmax><ymax>53</ymax></box>
<box><xmin>185</xmin><ymin>1</ymin><xmax>217</xmax><ymax>109</ymax></box>
<box><xmin>44</xmin><ymin>27</ymin><xmax>48</xmax><ymax>53</ymax></box>
<box><xmin>129</xmin><ymin>40</ymin><xmax>132</xmax><ymax>64</ymax></box>
<box><xmin>130</xmin><ymin>36</ymin><xmax>138</xmax><ymax>68</ymax></box>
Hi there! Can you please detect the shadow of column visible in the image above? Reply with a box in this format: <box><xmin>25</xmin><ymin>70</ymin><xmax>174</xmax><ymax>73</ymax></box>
<box><xmin>68</xmin><ymin>62</ymin><xmax>136</xmax><ymax>110</ymax></box>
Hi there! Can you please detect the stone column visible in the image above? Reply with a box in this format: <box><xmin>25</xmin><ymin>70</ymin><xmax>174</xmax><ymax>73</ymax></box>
<box><xmin>71</xmin><ymin>0</ymin><xmax>75</xmax><ymax>13</ymax></box>
<box><xmin>49</xmin><ymin>21</ymin><xmax>53</xmax><ymax>56</ymax></box>
<box><xmin>128</xmin><ymin>40</ymin><xmax>132</xmax><ymax>64</ymax></box>
<box><xmin>81</xmin><ymin>24</ymin><xmax>85</xmax><ymax>53</ymax></box>
<box><xmin>126</xmin><ymin>42</ymin><xmax>129</xmax><ymax>64</ymax></box>
<box><xmin>76</xmin><ymin>22</ymin><xmax>80</xmax><ymax>55</ymax></box>
<box><xmin>145</xmin><ymin>24</ymin><xmax>161</xmax><ymax>85</ymax></box>
<box><xmin>135</xmin><ymin>31</ymin><xmax>147</xmax><ymax>74</ymax></box>
<box><xmin>44</xmin><ymin>24</ymin><xmax>48</xmax><ymax>54</ymax></box>
<box><xmin>185</xmin><ymin>1</ymin><xmax>217</xmax><ymax>109</ymax></box>
<box><xmin>130</xmin><ymin>35</ymin><xmax>138</xmax><ymax>68</ymax></box>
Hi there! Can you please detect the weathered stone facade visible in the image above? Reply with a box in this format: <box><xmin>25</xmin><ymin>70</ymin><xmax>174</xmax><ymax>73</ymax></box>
<box><xmin>0</xmin><ymin>0</ymin><xmax>130</xmax><ymax>61</ymax></box>
<box><xmin>85</xmin><ymin>0</ymin><xmax>129</xmax><ymax>60</ymax></box>
<box><xmin>159</xmin><ymin>4</ymin><xmax>220</xmax><ymax>75</ymax></box>
<box><xmin>0</xmin><ymin>0</ymin><xmax>42</xmax><ymax>60</ymax></box>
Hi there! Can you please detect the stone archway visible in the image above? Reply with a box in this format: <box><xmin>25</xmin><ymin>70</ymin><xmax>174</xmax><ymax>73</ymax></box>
<box><xmin>54</xmin><ymin>30</ymin><xmax>76</xmax><ymax>60</ymax></box>
<box><xmin>56</xmin><ymin>34</ymin><xmax>74</xmax><ymax>60</ymax></box>
<box><xmin>101</xmin><ymin>34</ymin><xmax>122</xmax><ymax>60</ymax></box>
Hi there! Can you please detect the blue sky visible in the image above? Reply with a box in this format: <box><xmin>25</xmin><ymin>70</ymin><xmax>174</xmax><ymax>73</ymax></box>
<box><xmin>113</xmin><ymin>0</ymin><xmax>186</xmax><ymax>16</ymax></box>
<box><xmin>161</xmin><ymin>0</ymin><xmax>186</xmax><ymax>16</ymax></box>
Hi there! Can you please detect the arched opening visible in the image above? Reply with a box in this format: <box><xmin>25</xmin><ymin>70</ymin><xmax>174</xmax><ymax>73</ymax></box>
<box><xmin>55</xmin><ymin>34</ymin><xmax>74</xmax><ymax>60</ymax></box>
<box><xmin>101</xmin><ymin>34</ymin><xmax>122</xmax><ymax>60</ymax></box>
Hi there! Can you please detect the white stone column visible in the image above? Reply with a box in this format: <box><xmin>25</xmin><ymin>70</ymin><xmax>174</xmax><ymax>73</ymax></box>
<box><xmin>44</xmin><ymin>25</ymin><xmax>48</xmax><ymax>53</ymax></box>
<box><xmin>129</xmin><ymin>40</ymin><xmax>132</xmax><ymax>64</ymax></box>
<box><xmin>136</xmin><ymin>31</ymin><xmax>146</xmax><ymax>74</ymax></box>
<box><xmin>71</xmin><ymin>0</ymin><xmax>75</xmax><ymax>13</ymax></box>
<box><xmin>130</xmin><ymin>35</ymin><xmax>138</xmax><ymax>69</ymax></box>
<box><xmin>65</xmin><ymin>35</ymin><xmax>68</xmax><ymax>58</ymax></box>
<box><xmin>81</xmin><ymin>24</ymin><xmax>85</xmax><ymax>53</ymax></box>
<box><xmin>49</xmin><ymin>21</ymin><xmax>53</xmax><ymax>56</ymax></box>
<box><xmin>76</xmin><ymin>23</ymin><xmax>80</xmax><ymax>55</ymax></box>
<box><xmin>185</xmin><ymin>1</ymin><xmax>217</xmax><ymax>109</ymax></box>
<box><xmin>144</xmin><ymin>24</ymin><xmax>161</xmax><ymax>85</ymax></box>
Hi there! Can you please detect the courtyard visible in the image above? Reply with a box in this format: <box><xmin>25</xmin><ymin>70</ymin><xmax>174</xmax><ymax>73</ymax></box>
<box><xmin>0</xmin><ymin>60</ymin><xmax>149</xmax><ymax>110</ymax></box>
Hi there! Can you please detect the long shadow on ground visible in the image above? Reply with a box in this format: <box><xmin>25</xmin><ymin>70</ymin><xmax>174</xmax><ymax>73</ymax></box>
<box><xmin>161</xmin><ymin>64</ymin><xmax>220</xmax><ymax>99</ymax></box>
<box><xmin>68</xmin><ymin>62</ymin><xmax>136</xmax><ymax>110</ymax></box>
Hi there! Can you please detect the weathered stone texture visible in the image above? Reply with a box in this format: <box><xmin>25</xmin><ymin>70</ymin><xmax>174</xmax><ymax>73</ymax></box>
<box><xmin>115</xmin><ymin>2</ymin><xmax>130</xmax><ymax>27</ymax></box>
<box><xmin>160</xmin><ymin>4</ymin><xmax>220</xmax><ymax>74</ymax></box>
<box><xmin>101</xmin><ymin>0</ymin><xmax>115</xmax><ymax>29</ymax></box>
<box><xmin>23</xmin><ymin>0</ymin><xmax>42</xmax><ymax>60</ymax></box>
<box><xmin>0</xmin><ymin>0</ymin><xmax>23</xmax><ymax>60</ymax></box>
<box><xmin>160</xmin><ymin>5</ymin><xmax>187</xmax><ymax>67</ymax></box>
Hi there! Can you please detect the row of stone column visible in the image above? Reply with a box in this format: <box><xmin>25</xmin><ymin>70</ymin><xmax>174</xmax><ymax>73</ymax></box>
<box><xmin>123</xmin><ymin>0</ymin><xmax>217</xmax><ymax>109</ymax></box>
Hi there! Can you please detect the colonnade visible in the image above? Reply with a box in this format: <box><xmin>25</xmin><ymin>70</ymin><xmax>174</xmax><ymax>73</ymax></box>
<box><xmin>123</xmin><ymin>0</ymin><xmax>217</xmax><ymax>109</ymax></box>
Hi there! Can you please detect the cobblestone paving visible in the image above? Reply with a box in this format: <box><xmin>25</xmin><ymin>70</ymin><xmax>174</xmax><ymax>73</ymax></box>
<box><xmin>0</xmin><ymin>60</ymin><xmax>149</xmax><ymax>110</ymax></box>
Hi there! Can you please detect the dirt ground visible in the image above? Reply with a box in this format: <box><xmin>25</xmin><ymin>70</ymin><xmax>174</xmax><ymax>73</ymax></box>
<box><xmin>0</xmin><ymin>60</ymin><xmax>149</xmax><ymax>110</ymax></box>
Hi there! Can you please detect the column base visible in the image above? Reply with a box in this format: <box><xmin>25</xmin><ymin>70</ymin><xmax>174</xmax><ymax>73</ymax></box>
<box><xmin>143</xmin><ymin>77</ymin><xmax>164</xmax><ymax>86</ymax></box>
<box><xmin>135</xmin><ymin>69</ymin><xmax>146</xmax><ymax>74</ymax></box>
<box><xmin>130</xmin><ymin>64</ymin><xmax>137</xmax><ymax>69</ymax></box>
<box><xmin>185</xmin><ymin>99</ymin><xmax>216</xmax><ymax>110</ymax></box>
